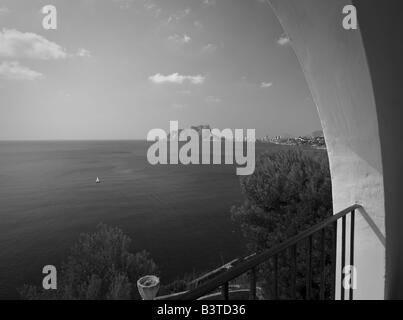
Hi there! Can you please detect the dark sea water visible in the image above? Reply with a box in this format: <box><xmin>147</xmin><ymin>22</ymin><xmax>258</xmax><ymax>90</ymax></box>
<box><xmin>0</xmin><ymin>141</ymin><xmax>254</xmax><ymax>299</ymax></box>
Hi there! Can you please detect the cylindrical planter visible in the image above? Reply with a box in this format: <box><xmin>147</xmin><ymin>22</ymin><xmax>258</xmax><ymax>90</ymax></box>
<box><xmin>137</xmin><ymin>275</ymin><xmax>160</xmax><ymax>300</ymax></box>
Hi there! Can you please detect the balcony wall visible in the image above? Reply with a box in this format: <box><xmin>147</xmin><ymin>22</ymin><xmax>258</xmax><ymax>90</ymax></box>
<box><xmin>354</xmin><ymin>0</ymin><xmax>403</xmax><ymax>299</ymax></box>
<box><xmin>268</xmin><ymin>0</ymin><xmax>387</xmax><ymax>299</ymax></box>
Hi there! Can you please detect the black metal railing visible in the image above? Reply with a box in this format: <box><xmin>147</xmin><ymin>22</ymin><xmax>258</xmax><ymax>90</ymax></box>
<box><xmin>170</xmin><ymin>204</ymin><xmax>360</xmax><ymax>300</ymax></box>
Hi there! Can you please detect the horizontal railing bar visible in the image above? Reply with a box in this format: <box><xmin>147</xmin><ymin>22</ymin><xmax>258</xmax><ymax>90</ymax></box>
<box><xmin>178</xmin><ymin>204</ymin><xmax>361</xmax><ymax>300</ymax></box>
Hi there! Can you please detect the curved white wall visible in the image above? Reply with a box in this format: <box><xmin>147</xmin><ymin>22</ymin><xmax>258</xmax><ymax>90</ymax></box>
<box><xmin>354</xmin><ymin>1</ymin><xmax>403</xmax><ymax>299</ymax></box>
<box><xmin>268</xmin><ymin>0</ymin><xmax>386</xmax><ymax>299</ymax></box>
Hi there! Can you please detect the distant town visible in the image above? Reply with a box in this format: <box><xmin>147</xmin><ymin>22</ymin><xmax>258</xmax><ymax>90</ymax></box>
<box><xmin>163</xmin><ymin>124</ymin><xmax>326</xmax><ymax>149</ymax></box>
<box><xmin>258</xmin><ymin>131</ymin><xmax>326</xmax><ymax>149</ymax></box>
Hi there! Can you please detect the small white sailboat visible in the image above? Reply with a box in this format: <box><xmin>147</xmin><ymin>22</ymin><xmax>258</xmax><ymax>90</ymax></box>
<box><xmin>96</xmin><ymin>177</ymin><xmax>100</xmax><ymax>184</ymax></box>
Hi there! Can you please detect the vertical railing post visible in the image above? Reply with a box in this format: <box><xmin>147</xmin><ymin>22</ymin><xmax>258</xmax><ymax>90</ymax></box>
<box><xmin>320</xmin><ymin>228</ymin><xmax>326</xmax><ymax>300</ymax></box>
<box><xmin>331</xmin><ymin>221</ymin><xmax>337</xmax><ymax>300</ymax></box>
<box><xmin>274</xmin><ymin>254</ymin><xmax>279</xmax><ymax>300</ymax></box>
<box><xmin>290</xmin><ymin>245</ymin><xmax>297</xmax><ymax>300</ymax></box>
<box><xmin>222</xmin><ymin>282</ymin><xmax>229</xmax><ymax>300</ymax></box>
<box><xmin>306</xmin><ymin>235</ymin><xmax>312</xmax><ymax>300</ymax></box>
<box><xmin>173</xmin><ymin>205</ymin><xmax>360</xmax><ymax>301</ymax></box>
<box><xmin>249</xmin><ymin>267</ymin><xmax>257</xmax><ymax>300</ymax></box>
<box><xmin>349</xmin><ymin>210</ymin><xmax>355</xmax><ymax>300</ymax></box>
<box><xmin>341</xmin><ymin>216</ymin><xmax>346</xmax><ymax>300</ymax></box>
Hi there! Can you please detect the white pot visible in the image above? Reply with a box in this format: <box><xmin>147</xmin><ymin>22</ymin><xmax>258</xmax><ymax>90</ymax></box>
<box><xmin>137</xmin><ymin>275</ymin><xmax>160</xmax><ymax>300</ymax></box>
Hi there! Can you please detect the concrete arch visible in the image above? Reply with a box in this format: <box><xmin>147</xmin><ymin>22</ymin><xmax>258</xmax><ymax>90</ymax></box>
<box><xmin>267</xmin><ymin>0</ymin><xmax>391</xmax><ymax>299</ymax></box>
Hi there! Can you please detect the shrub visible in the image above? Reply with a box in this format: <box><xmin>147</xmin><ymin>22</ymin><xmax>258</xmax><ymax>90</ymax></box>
<box><xmin>19</xmin><ymin>224</ymin><xmax>158</xmax><ymax>300</ymax></box>
<box><xmin>231</xmin><ymin>149</ymin><xmax>333</xmax><ymax>299</ymax></box>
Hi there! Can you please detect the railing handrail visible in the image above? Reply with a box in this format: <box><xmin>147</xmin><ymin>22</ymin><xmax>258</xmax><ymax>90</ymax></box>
<box><xmin>175</xmin><ymin>204</ymin><xmax>362</xmax><ymax>300</ymax></box>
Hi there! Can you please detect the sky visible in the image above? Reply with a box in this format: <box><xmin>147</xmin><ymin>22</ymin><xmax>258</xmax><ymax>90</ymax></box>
<box><xmin>0</xmin><ymin>0</ymin><xmax>321</xmax><ymax>140</ymax></box>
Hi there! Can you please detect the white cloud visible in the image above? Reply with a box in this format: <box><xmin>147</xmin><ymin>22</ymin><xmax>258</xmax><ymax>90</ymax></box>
<box><xmin>0</xmin><ymin>29</ymin><xmax>90</xmax><ymax>60</ymax></box>
<box><xmin>149</xmin><ymin>73</ymin><xmax>205</xmax><ymax>85</ymax></box>
<box><xmin>205</xmin><ymin>96</ymin><xmax>221</xmax><ymax>104</ymax></box>
<box><xmin>0</xmin><ymin>7</ymin><xmax>10</xmax><ymax>15</ymax></box>
<box><xmin>202</xmin><ymin>0</ymin><xmax>216</xmax><ymax>7</ymax></box>
<box><xmin>143</xmin><ymin>1</ymin><xmax>162</xmax><ymax>18</ymax></box>
<box><xmin>112</xmin><ymin>0</ymin><xmax>133</xmax><ymax>9</ymax></box>
<box><xmin>194</xmin><ymin>21</ymin><xmax>203</xmax><ymax>29</ymax></box>
<box><xmin>277</xmin><ymin>35</ymin><xmax>291</xmax><ymax>46</ymax></box>
<box><xmin>0</xmin><ymin>29</ymin><xmax>68</xmax><ymax>60</ymax></box>
<box><xmin>172</xmin><ymin>103</ymin><xmax>187</xmax><ymax>109</ymax></box>
<box><xmin>112</xmin><ymin>0</ymin><xmax>162</xmax><ymax>17</ymax></box>
<box><xmin>59</xmin><ymin>90</ymin><xmax>72</xmax><ymax>98</ymax></box>
<box><xmin>202</xmin><ymin>43</ymin><xmax>217</xmax><ymax>54</ymax></box>
<box><xmin>168</xmin><ymin>34</ymin><xmax>192</xmax><ymax>44</ymax></box>
<box><xmin>0</xmin><ymin>61</ymin><xmax>43</xmax><ymax>81</ymax></box>
<box><xmin>261</xmin><ymin>82</ymin><xmax>273</xmax><ymax>88</ymax></box>
<box><xmin>167</xmin><ymin>8</ymin><xmax>191</xmax><ymax>23</ymax></box>
<box><xmin>77</xmin><ymin>48</ymin><xmax>91</xmax><ymax>57</ymax></box>
<box><xmin>178</xmin><ymin>90</ymin><xmax>192</xmax><ymax>95</ymax></box>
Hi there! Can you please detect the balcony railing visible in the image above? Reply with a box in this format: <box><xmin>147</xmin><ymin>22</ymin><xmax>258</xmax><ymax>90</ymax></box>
<box><xmin>162</xmin><ymin>204</ymin><xmax>360</xmax><ymax>300</ymax></box>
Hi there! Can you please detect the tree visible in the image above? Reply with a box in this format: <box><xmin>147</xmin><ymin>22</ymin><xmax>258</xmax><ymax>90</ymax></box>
<box><xmin>231</xmin><ymin>149</ymin><xmax>333</xmax><ymax>299</ymax></box>
<box><xmin>19</xmin><ymin>224</ymin><xmax>158</xmax><ymax>300</ymax></box>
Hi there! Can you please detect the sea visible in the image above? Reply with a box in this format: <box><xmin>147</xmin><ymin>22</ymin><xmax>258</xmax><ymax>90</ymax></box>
<box><xmin>0</xmin><ymin>140</ymin><xmax>270</xmax><ymax>299</ymax></box>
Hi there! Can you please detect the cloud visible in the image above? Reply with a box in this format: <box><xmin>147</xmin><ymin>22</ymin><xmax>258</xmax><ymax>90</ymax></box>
<box><xmin>143</xmin><ymin>1</ymin><xmax>162</xmax><ymax>18</ymax></box>
<box><xmin>168</xmin><ymin>34</ymin><xmax>192</xmax><ymax>44</ymax></box>
<box><xmin>112</xmin><ymin>0</ymin><xmax>132</xmax><ymax>9</ymax></box>
<box><xmin>205</xmin><ymin>96</ymin><xmax>221</xmax><ymax>104</ymax></box>
<box><xmin>202</xmin><ymin>43</ymin><xmax>217</xmax><ymax>54</ymax></box>
<box><xmin>112</xmin><ymin>0</ymin><xmax>137</xmax><ymax>10</ymax></box>
<box><xmin>260</xmin><ymin>82</ymin><xmax>273</xmax><ymax>88</ymax></box>
<box><xmin>149</xmin><ymin>73</ymin><xmax>205</xmax><ymax>85</ymax></box>
<box><xmin>112</xmin><ymin>0</ymin><xmax>162</xmax><ymax>17</ymax></box>
<box><xmin>202</xmin><ymin>0</ymin><xmax>216</xmax><ymax>7</ymax></box>
<box><xmin>178</xmin><ymin>90</ymin><xmax>192</xmax><ymax>95</ymax></box>
<box><xmin>167</xmin><ymin>8</ymin><xmax>191</xmax><ymax>23</ymax></box>
<box><xmin>0</xmin><ymin>7</ymin><xmax>10</xmax><ymax>15</ymax></box>
<box><xmin>58</xmin><ymin>90</ymin><xmax>72</xmax><ymax>98</ymax></box>
<box><xmin>0</xmin><ymin>29</ymin><xmax>91</xmax><ymax>60</ymax></box>
<box><xmin>277</xmin><ymin>35</ymin><xmax>291</xmax><ymax>46</ymax></box>
<box><xmin>194</xmin><ymin>21</ymin><xmax>203</xmax><ymax>29</ymax></box>
<box><xmin>0</xmin><ymin>61</ymin><xmax>43</xmax><ymax>81</ymax></box>
<box><xmin>77</xmin><ymin>48</ymin><xmax>91</xmax><ymax>57</ymax></box>
<box><xmin>0</xmin><ymin>29</ymin><xmax>68</xmax><ymax>60</ymax></box>
<box><xmin>172</xmin><ymin>103</ymin><xmax>187</xmax><ymax>109</ymax></box>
